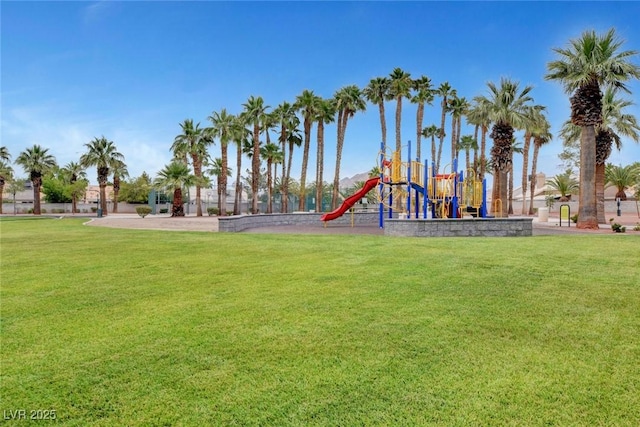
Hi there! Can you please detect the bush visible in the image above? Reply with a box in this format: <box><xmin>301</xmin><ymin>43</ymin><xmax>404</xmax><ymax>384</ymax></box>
<box><xmin>159</xmin><ymin>208</ymin><xmax>168</xmax><ymax>214</ymax></box>
<box><xmin>571</xmin><ymin>214</ymin><xmax>578</xmax><ymax>224</ymax></box>
<box><xmin>609</xmin><ymin>218</ymin><xmax>626</xmax><ymax>233</ymax></box>
<box><xmin>91</xmin><ymin>207</ymin><xmax>98</xmax><ymax>213</ymax></box>
<box><xmin>136</xmin><ymin>206</ymin><xmax>153</xmax><ymax>218</ymax></box>
<box><xmin>633</xmin><ymin>223</ymin><xmax>640</xmax><ymax>232</ymax></box>
<box><xmin>227</xmin><ymin>211</ymin><xmax>234</xmax><ymax>216</ymax></box>
<box><xmin>207</xmin><ymin>207</ymin><xmax>219</xmax><ymax>216</ymax></box>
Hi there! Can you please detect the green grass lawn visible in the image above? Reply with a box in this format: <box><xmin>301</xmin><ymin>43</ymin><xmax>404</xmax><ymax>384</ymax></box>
<box><xmin>1</xmin><ymin>217</ymin><xmax>639</xmax><ymax>426</ymax></box>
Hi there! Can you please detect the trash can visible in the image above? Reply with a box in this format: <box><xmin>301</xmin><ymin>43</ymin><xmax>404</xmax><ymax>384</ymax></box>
<box><xmin>538</xmin><ymin>207</ymin><xmax>549</xmax><ymax>222</ymax></box>
<box><xmin>97</xmin><ymin>208</ymin><xmax>103</xmax><ymax>218</ymax></box>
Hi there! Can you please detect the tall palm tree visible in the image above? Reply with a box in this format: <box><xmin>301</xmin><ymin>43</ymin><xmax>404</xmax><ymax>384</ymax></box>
<box><xmin>230</xmin><ymin>115</ymin><xmax>250</xmax><ymax>215</ymax></box>
<box><xmin>260</xmin><ymin>142</ymin><xmax>283</xmax><ymax>213</ymax></box>
<box><xmin>508</xmin><ymin>140</ymin><xmax>523</xmax><ymax>214</ymax></box>
<box><xmin>0</xmin><ymin>161</ymin><xmax>13</xmax><ymax>214</ymax></box>
<box><xmin>435</xmin><ymin>82</ymin><xmax>454</xmax><ymax>173</ymax></box>
<box><xmin>605</xmin><ymin>164</ymin><xmax>638</xmax><ymax>200</ymax></box>
<box><xmin>363</xmin><ymin>77</ymin><xmax>391</xmax><ymax>152</ymax></box>
<box><xmin>314</xmin><ymin>97</ymin><xmax>335</xmax><ymax>212</ymax></box>
<box><xmin>242</xmin><ymin>96</ymin><xmax>270</xmax><ymax>214</ymax></box>
<box><xmin>545</xmin><ymin>28</ymin><xmax>640</xmax><ymax>229</ymax></box>
<box><xmin>467</xmin><ymin>97</ymin><xmax>492</xmax><ymax>180</ymax></box>
<box><xmin>171</xmin><ymin>119</ymin><xmax>210</xmax><ymax>217</ymax></box>
<box><xmin>80</xmin><ymin>137</ymin><xmax>123</xmax><ymax>216</ymax></box>
<box><xmin>16</xmin><ymin>145</ymin><xmax>57</xmax><ymax>215</ymax></box>
<box><xmin>208</xmin><ymin>109</ymin><xmax>236</xmax><ymax>217</ymax></box>
<box><xmin>411</xmin><ymin>75</ymin><xmax>434</xmax><ymax>160</ymax></box>
<box><xmin>111</xmin><ymin>160</ymin><xmax>128</xmax><ymax>213</ymax></box>
<box><xmin>389</xmin><ymin>68</ymin><xmax>413</xmax><ymax>160</ymax></box>
<box><xmin>458</xmin><ymin>135</ymin><xmax>478</xmax><ymax>174</ymax></box>
<box><xmin>448</xmin><ymin>96</ymin><xmax>469</xmax><ymax>165</ymax></box>
<box><xmin>295</xmin><ymin>90</ymin><xmax>320</xmax><ymax>211</ymax></box>
<box><xmin>528</xmin><ymin>114</ymin><xmax>553</xmax><ymax>215</ymax></box>
<box><xmin>272</xmin><ymin>102</ymin><xmax>297</xmax><ymax>213</ymax></box>
<box><xmin>519</xmin><ymin>106</ymin><xmax>546</xmax><ymax>214</ymax></box>
<box><xmin>560</xmin><ymin>87</ymin><xmax>640</xmax><ymax>222</ymax></box>
<box><xmin>206</xmin><ymin>157</ymin><xmax>233</xmax><ymax>214</ymax></box>
<box><xmin>62</xmin><ymin>161</ymin><xmax>86</xmax><ymax>214</ymax></box>
<box><xmin>332</xmin><ymin>85</ymin><xmax>366</xmax><ymax>209</ymax></box>
<box><xmin>477</xmin><ymin>78</ymin><xmax>533</xmax><ymax>217</ymax></box>
<box><xmin>154</xmin><ymin>161</ymin><xmax>195</xmax><ymax>217</ymax></box>
<box><xmin>421</xmin><ymin>124</ymin><xmax>440</xmax><ymax>166</ymax></box>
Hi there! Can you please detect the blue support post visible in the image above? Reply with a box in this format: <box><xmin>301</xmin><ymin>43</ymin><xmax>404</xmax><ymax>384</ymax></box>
<box><xmin>481</xmin><ymin>179</ymin><xmax>488</xmax><ymax>217</ymax></box>
<box><xmin>406</xmin><ymin>140</ymin><xmax>411</xmax><ymax>216</ymax></box>
<box><xmin>452</xmin><ymin>158</ymin><xmax>459</xmax><ymax>218</ymax></box>
<box><xmin>423</xmin><ymin>160</ymin><xmax>429</xmax><ymax>218</ymax></box>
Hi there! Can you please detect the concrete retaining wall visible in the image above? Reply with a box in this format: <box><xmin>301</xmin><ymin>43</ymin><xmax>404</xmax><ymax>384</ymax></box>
<box><xmin>218</xmin><ymin>212</ymin><xmax>379</xmax><ymax>232</ymax></box>
<box><xmin>384</xmin><ymin>218</ymin><xmax>533</xmax><ymax>237</ymax></box>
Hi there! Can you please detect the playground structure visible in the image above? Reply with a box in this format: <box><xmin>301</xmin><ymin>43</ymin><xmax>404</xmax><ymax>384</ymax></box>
<box><xmin>320</xmin><ymin>141</ymin><xmax>488</xmax><ymax>228</ymax></box>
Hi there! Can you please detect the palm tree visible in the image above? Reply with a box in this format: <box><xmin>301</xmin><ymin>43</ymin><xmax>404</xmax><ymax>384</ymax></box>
<box><xmin>411</xmin><ymin>75</ymin><xmax>433</xmax><ymax>160</ymax></box>
<box><xmin>332</xmin><ymin>85</ymin><xmax>366</xmax><ymax>209</ymax></box>
<box><xmin>111</xmin><ymin>160</ymin><xmax>128</xmax><ymax>213</ymax></box>
<box><xmin>508</xmin><ymin>140</ymin><xmax>523</xmax><ymax>214</ymax></box>
<box><xmin>0</xmin><ymin>146</ymin><xmax>11</xmax><ymax>162</ymax></box>
<box><xmin>230</xmin><ymin>115</ymin><xmax>250</xmax><ymax>215</ymax></box>
<box><xmin>80</xmin><ymin>136</ymin><xmax>124</xmax><ymax>216</ymax></box>
<box><xmin>389</xmin><ymin>68</ymin><xmax>413</xmax><ymax>159</ymax></box>
<box><xmin>421</xmin><ymin>125</ymin><xmax>440</xmax><ymax>166</ymax></box>
<box><xmin>519</xmin><ymin>106</ymin><xmax>546</xmax><ymax>214</ymax></box>
<box><xmin>208</xmin><ymin>109</ymin><xmax>236</xmax><ymax>217</ymax></box>
<box><xmin>171</xmin><ymin>119</ymin><xmax>210</xmax><ymax>217</ymax></box>
<box><xmin>448</xmin><ymin>96</ymin><xmax>469</xmax><ymax>165</ymax></box>
<box><xmin>242</xmin><ymin>96</ymin><xmax>270</xmax><ymax>214</ymax></box>
<box><xmin>363</xmin><ymin>77</ymin><xmax>391</xmax><ymax>152</ymax></box>
<box><xmin>435</xmin><ymin>82</ymin><xmax>454</xmax><ymax>173</ymax></box>
<box><xmin>154</xmin><ymin>161</ymin><xmax>195</xmax><ymax>217</ymax></box>
<box><xmin>314</xmin><ymin>97</ymin><xmax>335</xmax><ymax>212</ymax></box>
<box><xmin>547</xmin><ymin>172</ymin><xmax>580</xmax><ymax>202</ymax></box>
<box><xmin>477</xmin><ymin>78</ymin><xmax>533</xmax><ymax>217</ymax></box>
<box><xmin>16</xmin><ymin>145</ymin><xmax>57</xmax><ymax>215</ymax></box>
<box><xmin>0</xmin><ymin>161</ymin><xmax>13</xmax><ymax>214</ymax></box>
<box><xmin>272</xmin><ymin>102</ymin><xmax>297</xmax><ymax>213</ymax></box>
<box><xmin>295</xmin><ymin>90</ymin><xmax>320</xmax><ymax>211</ymax></box>
<box><xmin>458</xmin><ymin>135</ymin><xmax>478</xmax><ymax>174</ymax></box>
<box><xmin>206</xmin><ymin>157</ymin><xmax>233</xmax><ymax>214</ymax></box>
<box><xmin>62</xmin><ymin>161</ymin><xmax>86</xmax><ymax>214</ymax></box>
<box><xmin>606</xmin><ymin>164</ymin><xmax>638</xmax><ymax>200</ymax></box>
<box><xmin>528</xmin><ymin>114</ymin><xmax>553</xmax><ymax>215</ymax></box>
<box><xmin>560</xmin><ymin>87</ymin><xmax>640</xmax><ymax>222</ymax></box>
<box><xmin>260</xmin><ymin>142</ymin><xmax>283</xmax><ymax>213</ymax></box>
<box><xmin>466</xmin><ymin>98</ymin><xmax>492</xmax><ymax>180</ymax></box>
<box><xmin>545</xmin><ymin>28</ymin><xmax>640</xmax><ymax>229</ymax></box>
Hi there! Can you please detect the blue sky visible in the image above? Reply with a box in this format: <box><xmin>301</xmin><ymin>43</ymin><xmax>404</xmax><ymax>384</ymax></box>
<box><xmin>2</xmin><ymin>1</ymin><xmax>640</xmax><ymax>187</ymax></box>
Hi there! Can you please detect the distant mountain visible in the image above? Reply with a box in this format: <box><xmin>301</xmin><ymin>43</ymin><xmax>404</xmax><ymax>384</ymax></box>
<box><xmin>339</xmin><ymin>172</ymin><xmax>372</xmax><ymax>189</ymax></box>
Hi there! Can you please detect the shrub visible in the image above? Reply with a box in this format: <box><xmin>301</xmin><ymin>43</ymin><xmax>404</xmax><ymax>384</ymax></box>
<box><xmin>570</xmin><ymin>214</ymin><xmax>578</xmax><ymax>224</ymax></box>
<box><xmin>159</xmin><ymin>208</ymin><xmax>169</xmax><ymax>214</ymax></box>
<box><xmin>609</xmin><ymin>218</ymin><xmax>626</xmax><ymax>233</ymax></box>
<box><xmin>207</xmin><ymin>207</ymin><xmax>219</xmax><ymax>216</ymax></box>
<box><xmin>227</xmin><ymin>211</ymin><xmax>234</xmax><ymax>216</ymax></box>
<box><xmin>91</xmin><ymin>207</ymin><xmax>98</xmax><ymax>213</ymax></box>
<box><xmin>633</xmin><ymin>223</ymin><xmax>640</xmax><ymax>232</ymax></box>
<box><xmin>136</xmin><ymin>206</ymin><xmax>153</xmax><ymax>218</ymax></box>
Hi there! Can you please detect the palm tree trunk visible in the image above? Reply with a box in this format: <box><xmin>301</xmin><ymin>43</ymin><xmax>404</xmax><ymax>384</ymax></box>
<box><xmin>431</xmin><ymin>136</ymin><xmax>436</xmax><ymax>168</ymax></box>
<box><xmin>113</xmin><ymin>176</ymin><xmax>120</xmax><ymax>213</ymax></box>
<box><xmin>299</xmin><ymin>119</ymin><xmax>312</xmax><ymax>211</ymax></box>
<box><xmin>280</xmin><ymin>126</ymin><xmax>287</xmax><ymax>213</ymax></box>
<box><xmin>234</xmin><ymin>142</ymin><xmax>242</xmax><ymax>215</ymax></box>
<box><xmin>379</xmin><ymin>102</ymin><xmax>387</xmax><ymax>152</ymax></box>
<box><xmin>192</xmin><ymin>156</ymin><xmax>202</xmax><ymax>217</ymax></box>
<box><xmin>286</xmin><ymin>140</ymin><xmax>295</xmax><ymax>213</ymax></box>
<box><xmin>416</xmin><ymin>103</ymin><xmax>424</xmax><ymax>160</ymax></box>
<box><xmin>508</xmin><ymin>164</ymin><xmax>514</xmax><ymax>215</ymax></box>
<box><xmin>528</xmin><ymin>142</ymin><xmax>540</xmax><ymax>215</ymax></box>
<box><xmin>267</xmin><ymin>159</ymin><xmax>273</xmax><ymax>213</ymax></box>
<box><xmin>577</xmin><ymin>125</ymin><xmax>598</xmax><ymax>229</ymax></box>
<box><xmin>395</xmin><ymin>97</ymin><xmax>402</xmax><ymax>157</ymax></box>
<box><xmin>33</xmin><ymin>179</ymin><xmax>42</xmax><ymax>215</ymax></box>
<box><xmin>437</xmin><ymin>98</ymin><xmax>447</xmax><ymax>174</ymax></box>
<box><xmin>0</xmin><ymin>183</ymin><xmax>3</xmax><ymax>214</ymax></box>
<box><xmin>316</xmin><ymin>121</ymin><xmax>324</xmax><ymax>212</ymax></box>
<box><xmin>332</xmin><ymin>110</ymin><xmax>346</xmax><ymax>210</ymax></box>
<box><xmin>173</xmin><ymin>188</ymin><xmax>184</xmax><ymax>217</ymax></box>
<box><xmin>521</xmin><ymin>132</ymin><xmax>531</xmax><ymax>215</ymax></box>
<box><xmin>480</xmin><ymin>125</ymin><xmax>488</xmax><ymax>181</ymax></box>
<box><xmin>595</xmin><ymin>162</ymin><xmax>606</xmax><ymax>224</ymax></box>
<box><xmin>472</xmin><ymin>125</ymin><xmax>479</xmax><ymax>175</ymax></box>
<box><xmin>251</xmin><ymin>122</ymin><xmax>260</xmax><ymax>214</ymax></box>
<box><xmin>220</xmin><ymin>143</ymin><xmax>228</xmax><ymax>217</ymax></box>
